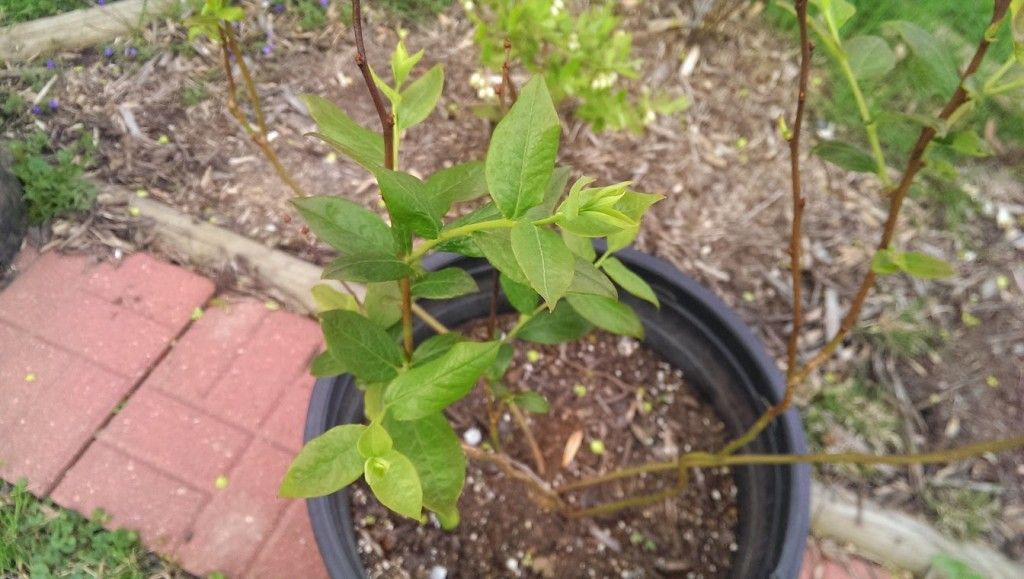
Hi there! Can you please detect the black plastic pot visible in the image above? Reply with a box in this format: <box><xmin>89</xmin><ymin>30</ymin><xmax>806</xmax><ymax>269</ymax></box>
<box><xmin>0</xmin><ymin>165</ymin><xmax>27</xmax><ymax>272</ymax></box>
<box><xmin>304</xmin><ymin>249</ymin><xmax>810</xmax><ymax>579</ymax></box>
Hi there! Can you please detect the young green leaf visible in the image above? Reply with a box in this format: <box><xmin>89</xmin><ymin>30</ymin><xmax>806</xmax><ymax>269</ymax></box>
<box><xmin>311</xmin><ymin>284</ymin><xmax>358</xmax><ymax>314</ymax></box>
<box><xmin>486</xmin><ymin>77</ymin><xmax>561</xmax><ymax>218</ymax></box>
<box><xmin>513</xmin><ymin>391</ymin><xmax>550</xmax><ymax>414</ymax></box>
<box><xmin>605</xmin><ymin>191</ymin><xmax>663</xmax><ymax>252</ymax></box>
<box><xmin>302</xmin><ymin>95</ymin><xmax>385</xmax><ymax>173</ymax></box>
<box><xmin>870</xmin><ymin>249</ymin><xmax>903</xmax><ymax>275</ymax></box>
<box><xmin>291</xmin><ymin>196</ymin><xmax>395</xmax><ymax>255</ymax></box>
<box><xmin>398</xmin><ymin>65</ymin><xmax>444</xmax><ymax>130</ymax></box>
<box><xmin>946</xmin><ymin>131</ymin><xmax>991</xmax><ymax>157</ymax></box>
<box><xmin>568</xmin><ymin>256</ymin><xmax>617</xmax><ymax>299</ymax></box>
<box><xmin>364</xmin><ymin>384</ymin><xmax>386</xmax><ymax>421</ymax></box>
<box><xmin>279</xmin><ymin>424</ymin><xmax>366</xmax><ymax>498</ymax></box>
<box><xmin>813</xmin><ymin>0</ymin><xmax>856</xmax><ymax>39</ymax></box>
<box><xmin>310</xmin><ymin>350</ymin><xmax>346</xmax><ymax>377</ymax></box>
<box><xmin>357</xmin><ymin>422</ymin><xmax>394</xmax><ymax>458</ymax></box>
<box><xmin>384</xmin><ymin>413</ymin><xmax>465</xmax><ymax>527</ymax></box>
<box><xmin>320</xmin><ymin>310</ymin><xmax>404</xmax><ymax>383</ymax></box>
<box><xmin>510</xmin><ymin>222</ymin><xmax>575</xmax><ymax>308</ymax></box>
<box><xmin>385</xmin><ymin>341</ymin><xmax>501</xmax><ymax>421</ymax></box>
<box><xmin>370</xmin><ymin>66</ymin><xmax>402</xmax><ymax>106</ymax></box>
<box><xmin>412</xmin><ymin>268</ymin><xmax>479</xmax><ymax>299</ymax></box>
<box><xmin>390</xmin><ymin>41</ymin><xmax>424</xmax><ymax>89</ymax></box>
<box><xmin>322</xmin><ymin>251</ymin><xmax>415</xmax><ymax>283</ymax></box>
<box><xmin>473</xmin><ymin>229</ymin><xmax>530</xmax><ymax>285</ymax></box>
<box><xmin>377</xmin><ymin>169</ymin><xmax>444</xmax><ymax>238</ymax></box>
<box><xmin>411</xmin><ymin>333</ymin><xmax>465</xmax><ymax>366</ymax></box>
<box><xmin>365</xmin><ymin>450</ymin><xmax>423</xmax><ymax>519</ymax></box>
<box><xmin>523</xmin><ymin>166</ymin><xmax>573</xmax><ymax>220</ymax></box>
<box><xmin>871</xmin><ymin>249</ymin><xmax>955</xmax><ymax>279</ymax></box>
<box><xmin>844</xmin><ymin>35</ymin><xmax>895</xmax><ymax>81</ymax></box>
<box><xmin>566</xmin><ymin>294</ymin><xmax>644</xmax><ymax>338</ymax></box>
<box><xmin>601</xmin><ymin>257</ymin><xmax>659</xmax><ymax>307</ymax></box>
<box><xmin>517</xmin><ymin>301</ymin><xmax>593</xmax><ymax>344</ymax></box>
<box><xmin>426</xmin><ymin>161</ymin><xmax>488</xmax><ymax>204</ymax></box>
<box><xmin>812</xmin><ymin>141</ymin><xmax>877</xmax><ymax>173</ymax></box>
<box><xmin>560</xmin><ymin>206</ymin><xmax>636</xmax><ymax>237</ymax></box>
<box><xmin>365</xmin><ymin>282</ymin><xmax>402</xmax><ymax>328</ymax></box>
<box><xmin>486</xmin><ymin>343</ymin><xmax>515</xmax><ymax>380</ymax></box>
<box><xmin>500</xmin><ymin>273</ymin><xmax>540</xmax><ymax>314</ymax></box>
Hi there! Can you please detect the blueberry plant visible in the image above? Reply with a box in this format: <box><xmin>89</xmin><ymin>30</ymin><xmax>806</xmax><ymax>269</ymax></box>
<box><xmin>188</xmin><ymin>0</ymin><xmax>1024</xmax><ymax>530</ymax></box>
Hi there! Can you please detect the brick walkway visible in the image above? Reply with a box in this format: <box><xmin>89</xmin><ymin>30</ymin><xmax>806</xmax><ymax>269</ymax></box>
<box><xmin>0</xmin><ymin>249</ymin><xmax>327</xmax><ymax>578</ymax></box>
<box><xmin>0</xmin><ymin>249</ymin><xmax>892</xmax><ymax>578</ymax></box>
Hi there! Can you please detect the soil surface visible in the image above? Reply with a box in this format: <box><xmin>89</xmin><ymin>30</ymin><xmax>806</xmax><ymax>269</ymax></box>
<box><xmin>351</xmin><ymin>317</ymin><xmax>738</xmax><ymax>578</ymax></box>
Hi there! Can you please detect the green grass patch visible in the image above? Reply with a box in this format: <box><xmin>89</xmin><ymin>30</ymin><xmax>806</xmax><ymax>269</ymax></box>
<box><xmin>0</xmin><ymin>0</ymin><xmax>91</xmax><ymax>26</ymax></box>
<box><xmin>377</xmin><ymin>0</ymin><xmax>453</xmax><ymax>20</ymax></box>
<box><xmin>0</xmin><ymin>480</ymin><xmax>179</xmax><ymax>577</ymax></box>
<box><xmin>6</xmin><ymin>132</ymin><xmax>97</xmax><ymax>224</ymax></box>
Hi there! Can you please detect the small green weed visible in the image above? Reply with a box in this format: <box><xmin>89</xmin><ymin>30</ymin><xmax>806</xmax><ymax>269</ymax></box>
<box><xmin>860</xmin><ymin>298</ymin><xmax>942</xmax><ymax>358</ymax></box>
<box><xmin>378</xmin><ymin>0</ymin><xmax>452</xmax><ymax>20</ymax></box>
<box><xmin>804</xmin><ymin>374</ymin><xmax>903</xmax><ymax>467</ymax></box>
<box><xmin>7</xmin><ymin>132</ymin><xmax>97</xmax><ymax>224</ymax></box>
<box><xmin>182</xmin><ymin>79</ymin><xmax>210</xmax><ymax>107</ymax></box>
<box><xmin>925</xmin><ymin>487</ymin><xmax>1000</xmax><ymax>541</ymax></box>
<box><xmin>0</xmin><ymin>480</ymin><xmax>172</xmax><ymax>577</ymax></box>
<box><xmin>0</xmin><ymin>0</ymin><xmax>90</xmax><ymax>26</ymax></box>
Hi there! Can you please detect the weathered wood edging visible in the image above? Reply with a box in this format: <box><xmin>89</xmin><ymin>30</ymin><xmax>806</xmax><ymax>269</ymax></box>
<box><xmin>0</xmin><ymin>0</ymin><xmax>176</xmax><ymax>61</ymax></box>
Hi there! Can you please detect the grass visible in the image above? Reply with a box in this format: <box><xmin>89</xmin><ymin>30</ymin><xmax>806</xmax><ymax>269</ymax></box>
<box><xmin>0</xmin><ymin>0</ymin><xmax>91</xmax><ymax>26</ymax></box>
<box><xmin>766</xmin><ymin>0</ymin><xmax>1024</xmax><ymax>226</ymax></box>
<box><xmin>0</xmin><ymin>480</ymin><xmax>182</xmax><ymax>577</ymax></box>
<box><xmin>377</xmin><ymin>0</ymin><xmax>453</xmax><ymax>20</ymax></box>
<box><xmin>5</xmin><ymin>132</ymin><xmax>97</xmax><ymax>224</ymax></box>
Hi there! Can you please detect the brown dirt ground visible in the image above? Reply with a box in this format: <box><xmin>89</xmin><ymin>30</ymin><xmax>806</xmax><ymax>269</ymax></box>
<box><xmin>2</xmin><ymin>0</ymin><xmax>1022</xmax><ymax>561</ymax></box>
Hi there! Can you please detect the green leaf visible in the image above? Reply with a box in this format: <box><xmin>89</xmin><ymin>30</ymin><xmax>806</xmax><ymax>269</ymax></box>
<box><xmin>1013</xmin><ymin>0</ymin><xmax>1024</xmax><ymax>64</ymax></box>
<box><xmin>513</xmin><ymin>391</ymin><xmax>550</xmax><ymax>414</ymax></box>
<box><xmin>364</xmin><ymin>384</ymin><xmax>386</xmax><ymax>421</ymax></box>
<box><xmin>384</xmin><ymin>413</ymin><xmax>465</xmax><ymax>526</ymax></box>
<box><xmin>279</xmin><ymin>424</ymin><xmax>365</xmax><ymax>498</ymax></box>
<box><xmin>291</xmin><ymin>196</ymin><xmax>395</xmax><ymax>255</ymax></box>
<box><xmin>426</xmin><ymin>161</ymin><xmax>487</xmax><ymax>204</ymax></box>
<box><xmin>560</xmin><ymin>207</ymin><xmax>637</xmax><ymax>237</ymax></box>
<box><xmin>390</xmin><ymin>41</ymin><xmax>424</xmax><ymax>88</ymax></box>
<box><xmin>879</xmin><ymin>111</ymin><xmax>950</xmax><ymax>137</ymax></box>
<box><xmin>946</xmin><ymin>131</ymin><xmax>991</xmax><ymax>157</ymax></box>
<box><xmin>357</xmin><ymin>422</ymin><xmax>394</xmax><ymax>458</ymax></box>
<box><xmin>302</xmin><ymin>95</ymin><xmax>385</xmax><ymax>173</ymax></box>
<box><xmin>812</xmin><ymin>141</ymin><xmax>876</xmax><ymax>173</ymax></box>
<box><xmin>486</xmin><ymin>77</ymin><xmax>561</xmax><ymax>218</ymax></box>
<box><xmin>377</xmin><ymin>169</ymin><xmax>444</xmax><ymax>238</ymax></box>
<box><xmin>523</xmin><ymin>165</ymin><xmax>573</xmax><ymax>220</ymax></box>
<box><xmin>813</xmin><ymin>0</ymin><xmax>856</xmax><ymax>38</ymax></box>
<box><xmin>888</xmin><ymin>21</ymin><xmax>959</xmax><ymax>91</ymax></box>
<box><xmin>900</xmin><ymin>251</ymin><xmax>955</xmax><ymax>279</ymax></box>
<box><xmin>398</xmin><ymin>65</ymin><xmax>444</xmax><ymax>131</ymax></box>
<box><xmin>606</xmin><ymin>191</ymin><xmax>663</xmax><ymax>252</ymax></box>
<box><xmin>562</xmin><ymin>231</ymin><xmax>596</xmax><ymax>260</ymax></box>
<box><xmin>411</xmin><ymin>333</ymin><xmax>465</xmax><ymax>366</ymax></box>
<box><xmin>412</xmin><ymin>268</ymin><xmax>479</xmax><ymax>299</ymax></box>
<box><xmin>872</xmin><ymin>249</ymin><xmax>955</xmax><ymax>279</ymax></box>
<box><xmin>486</xmin><ymin>343</ymin><xmax>514</xmax><ymax>380</ymax></box>
<box><xmin>365</xmin><ymin>450</ymin><xmax>422</xmax><ymax>519</ymax></box>
<box><xmin>474</xmin><ymin>229</ymin><xmax>529</xmax><ymax>285</ymax></box>
<box><xmin>385</xmin><ymin>341</ymin><xmax>501</xmax><ymax>421</ymax></box>
<box><xmin>365</xmin><ymin>282</ymin><xmax>402</xmax><ymax>328</ymax></box>
<box><xmin>311</xmin><ymin>284</ymin><xmax>358</xmax><ymax>314</ymax></box>
<box><xmin>602</xmin><ymin>256</ymin><xmax>659</xmax><ymax>307</ymax></box>
<box><xmin>500</xmin><ymin>273</ymin><xmax>539</xmax><ymax>314</ymax></box>
<box><xmin>844</xmin><ymin>35</ymin><xmax>895</xmax><ymax>81</ymax></box>
<box><xmin>930</xmin><ymin>553</ymin><xmax>984</xmax><ymax>579</ymax></box>
<box><xmin>510</xmin><ymin>222</ymin><xmax>575</xmax><ymax>308</ymax></box>
<box><xmin>320</xmin><ymin>310</ymin><xmax>404</xmax><ymax>383</ymax></box>
<box><xmin>370</xmin><ymin>66</ymin><xmax>402</xmax><ymax>106</ymax></box>
<box><xmin>310</xmin><ymin>350</ymin><xmax>346</xmax><ymax>377</ymax></box>
<box><xmin>517</xmin><ymin>301</ymin><xmax>592</xmax><ymax>344</ymax></box>
<box><xmin>566</xmin><ymin>295</ymin><xmax>644</xmax><ymax>338</ymax></box>
<box><xmin>568</xmin><ymin>256</ymin><xmax>617</xmax><ymax>299</ymax></box>
<box><xmin>323</xmin><ymin>251</ymin><xmax>414</xmax><ymax>283</ymax></box>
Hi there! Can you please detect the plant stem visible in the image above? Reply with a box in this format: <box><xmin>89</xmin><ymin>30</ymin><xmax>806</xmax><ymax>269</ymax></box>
<box><xmin>983</xmin><ymin>54</ymin><xmax>1017</xmax><ymax>93</ymax></box>
<box><xmin>408</xmin><ymin>218</ymin><xmax>516</xmax><ymax>261</ymax></box>
<box><xmin>558</xmin><ymin>436</ymin><xmax>1024</xmax><ymax>497</ymax></box>
<box><xmin>463</xmin><ymin>444</ymin><xmax>564</xmax><ymax>510</ymax></box>
<box><xmin>508</xmin><ymin>402</ymin><xmax>547</xmax><ymax>476</ymax></box>
<box><xmin>410</xmin><ymin>302</ymin><xmax>448</xmax><ymax>334</ymax></box>
<box><xmin>217</xmin><ymin>26</ymin><xmax>308</xmax><ymax>199</ymax></box>
<box><xmin>987</xmin><ymin>76</ymin><xmax>1024</xmax><ymax>96</ymax></box>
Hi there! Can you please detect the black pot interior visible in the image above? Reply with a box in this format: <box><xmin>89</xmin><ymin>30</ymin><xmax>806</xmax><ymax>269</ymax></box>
<box><xmin>305</xmin><ymin>251</ymin><xmax>809</xmax><ymax>579</ymax></box>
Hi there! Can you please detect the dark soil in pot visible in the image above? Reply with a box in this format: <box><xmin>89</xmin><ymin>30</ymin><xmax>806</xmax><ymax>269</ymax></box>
<box><xmin>305</xmin><ymin>250</ymin><xmax>810</xmax><ymax>579</ymax></box>
<box><xmin>352</xmin><ymin>316</ymin><xmax>739</xmax><ymax>578</ymax></box>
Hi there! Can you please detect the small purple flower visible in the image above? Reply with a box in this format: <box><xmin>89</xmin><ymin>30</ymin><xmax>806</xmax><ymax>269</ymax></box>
<box><xmin>272</xmin><ymin>3</ymin><xmax>285</xmax><ymax>13</ymax></box>
<box><xmin>48</xmin><ymin>99</ymin><xmax>60</xmax><ymax>111</ymax></box>
<box><xmin>124</xmin><ymin>47</ymin><xmax>138</xmax><ymax>58</ymax></box>
<box><xmin>97</xmin><ymin>0</ymin><xmax>106</xmax><ymax>5</ymax></box>
<box><xmin>319</xmin><ymin>0</ymin><xmax>330</xmax><ymax>6</ymax></box>
<box><xmin>31</xmin><ymin>105</ymin><xmax>42</xmax><ymax>115</ymax></box>
<box><xmin>103</xmin><ymin>46</ymin><xmax>115</xmax><ymax>59</ymax></box>
<box><xmin>261</xmin><ymin>43</ymin><xmax>274</xmax><ymax>56</ymax></box>
<box><xmin>45</xmin><ymin>58</ymin><xmax>56</xmax><ymax>69</ymax></box>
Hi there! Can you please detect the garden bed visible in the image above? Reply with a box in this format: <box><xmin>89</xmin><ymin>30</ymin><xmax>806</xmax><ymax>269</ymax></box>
<box><xmin>2</xmin><ymin>0</ymin><xmax>1022</xmax><ymax>563</ymax></box>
